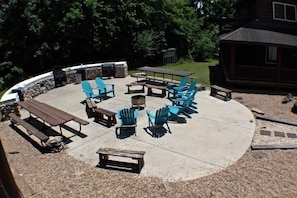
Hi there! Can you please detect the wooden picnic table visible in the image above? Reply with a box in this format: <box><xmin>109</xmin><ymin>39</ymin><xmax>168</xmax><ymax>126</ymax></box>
<box><xmin>138</xmin><ymin>66</ymin><xmax>193</xmax><ymax>83</ymax></box>
<box><xmin>18</xmin><ymin>99</ymin><xmax>89</xmax><ymax>134</ymax></box>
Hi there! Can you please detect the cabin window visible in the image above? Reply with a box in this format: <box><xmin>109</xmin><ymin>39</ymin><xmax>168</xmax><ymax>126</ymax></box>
<box><xmin>266</xmin><ymin>46</ymin><xmax>277</xmax><ymax>64</ymax></box>
<box><xmin>273</xmin><ymin>2</ymin><xmax>297</xmax><ymax>22</ymax></box>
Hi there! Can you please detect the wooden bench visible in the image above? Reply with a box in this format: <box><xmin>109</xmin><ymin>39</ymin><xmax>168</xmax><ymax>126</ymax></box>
<box><xmin>9</xmin><ymin>113</ymin><xmax>49</xmax><ymax>145</ymax></box>
<box><xmin>146</xmin><ymin>84</ymin><xmax>167</xmax><ymax>97</ymax></box>
<box><xmin>125</xmin><ymin>82</ymin><xmax>146</xmax><ymax>94</ymax></box>
<box><xmin>210</xmin><ymin>85</ymin><xmax>232</xmax><ymax>101</ymax></box>
<box><xmin>96</xmin><ymin>148</ymin><xmax>145</xmax><ymax>173</ymax></box>
<box><xmin>131</xmin><ymin>72</ymin><xmax>147</xmax><ymax>81</ymax></box>
<box><xmin>85</xmin><ymin>99</ymin><xmax>117</xmax><ymax>127</ymax></box>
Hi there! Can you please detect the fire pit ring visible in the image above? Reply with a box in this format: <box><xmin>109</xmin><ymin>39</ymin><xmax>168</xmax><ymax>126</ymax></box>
<box><xmin>131</xmin><ymin>95</ymin><xmax>146</xmax><ymax>109</ymax></box>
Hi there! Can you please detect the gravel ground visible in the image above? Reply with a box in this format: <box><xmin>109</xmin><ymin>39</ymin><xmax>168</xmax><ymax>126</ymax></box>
<box><xmin>1</xmin><ymin>91</ymin><xmax>297</xmax><ymax>197</ymax></box>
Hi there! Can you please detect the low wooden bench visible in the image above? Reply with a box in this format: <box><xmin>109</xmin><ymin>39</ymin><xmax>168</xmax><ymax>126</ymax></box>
<box><xmin>126</xmin><ymin>82</ymin><xmax>146</xmax><ymax>94</ymax></box>
<box><xmin>9</xmin><ymin>113</ymin><xmax>49</xmax><ymax>145</ymax></box>
<box><xmin>131</xmin><ymin>72</ymin><xmax>147</xmax><ymax>81</ymax></box>
<box><xmin>146</xmin><ymin>84</ymin><xmax>167</xmax><ymax>97</ymax></box>
<box><xmin>210</xmin><ymin>85</ymin><xmax>232</xmax><ymax>101</ymax></box>
<box><xmin>94</xmin><ymin>108</ymin><xmax>117</xmax><ymax>127</ymax></box>
<box><xmin>96</xmin><ymin>148</ymin><xmax>145</xmax><ymax>173</ymax></box>
<box><xmin>85</xmin><ymin>99</ymin><xmax>117</xmax><ymax>127</ymax></box>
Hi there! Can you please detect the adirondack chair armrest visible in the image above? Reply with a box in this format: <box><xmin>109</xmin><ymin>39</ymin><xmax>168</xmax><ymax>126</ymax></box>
<box><xmin>166</xmin><ymin>105</ymin><xmax>179</xmax><ymax>115</ymax></box>
<box><xmin>117</xmin><ymin>110</ymin><xmax>122</xmax><ymax>119</ymax></box>
<box><xmin>134</xmin><ymin>109</ymin><xmax>139</xmax><ymax>118</ymax></box>
<box><xmin>145</xmin><ymin>109</ymin><xmax>153</xmax><ymax>117</ymax></box>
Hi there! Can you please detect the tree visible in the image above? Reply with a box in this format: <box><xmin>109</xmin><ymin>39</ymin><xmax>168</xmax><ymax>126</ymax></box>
<box><xmin>0</xmin><ymin>0</ymin><xmax>218</xmax><ymax>90</ymax></box>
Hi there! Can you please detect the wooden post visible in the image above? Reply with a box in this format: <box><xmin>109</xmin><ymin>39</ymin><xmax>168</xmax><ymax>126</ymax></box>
<box><xmin>230</xmin><ymin>45</ymin><xmax>236</xmax><ymax>80</ymax></box>
<box><xmin>276</xmin><ymin>47</ymin><xmax>281</xmax><ymax>83</ymax></box>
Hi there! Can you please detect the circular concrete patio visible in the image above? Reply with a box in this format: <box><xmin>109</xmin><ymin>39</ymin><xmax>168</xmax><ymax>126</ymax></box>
<box><xmin>34</xmin><ymin>76</ymin><xmax>255</xmax><ymax>182</ymax></box>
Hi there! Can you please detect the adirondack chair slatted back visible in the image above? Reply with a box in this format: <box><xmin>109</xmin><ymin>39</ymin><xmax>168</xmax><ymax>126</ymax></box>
<box><xmin>179</xmin><ymin>76</ymin><xmax>189</xmax><ymax>88</ymax></box>
<box><xmin>168</xmin><ymin>76</ymin><xmax>189</xmax><ymax>99</ymax></box>
<box><xmin>95</xmin><ymin>77</ymin><xmax>106</xmax><ymax>93</ymax></box>
<box><xmin>119</xmin><ymin>108</ymin><xmax>137</xmax><ymax>125</ymax></box>
<box><xmin>189</xmin><ymin>87</ymin><xmax>199</xmax><ymax>103</ymax></box>
<box><xmin>174</xmin><ymin>76</ymin><xmax>189</xmax><ymax>92</ymax></box>
<box><xmin>155</xmin><ymin>107</ymin><xmax>170</xmax><ymax>125</ymax></box>
<box><xmin>82</xmin><ymin>81</ymin><xmax>93</xmax><ymax>98</ymax></box>
<box><xmin>95</xmin><ymin>77</ymin><xmax>115</xmax><ymax>97</ymax></box>
<box><xmin>186</xmin><ymin>80</ymin><xmax>197</xmax><ymax>95</ymax></box>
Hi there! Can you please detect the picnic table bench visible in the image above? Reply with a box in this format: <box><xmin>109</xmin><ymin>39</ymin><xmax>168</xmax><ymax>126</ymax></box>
<box><xmin>9</xmin><ymin>113</ymin><xmax>49</xmax><ymax>145</ymax></box>
<box><xmin>210</xmin><ymin>85</ymin><xmax>232</xmax><ymax>101</ymax></box>
<box><xmin>125</xmin><ymin>82</ymin><xmax>146</xmax><ymax>94</ymax></box>
<box><xmin>96</xmin><ymin>148</ymin><xmax>145</xmax><ymax>173</ymax></box>
<box><xmin>146</xmin><ymin>84</ymin><xmax>167</xmax><ymax>97</ymax></box>
<box><xmin>85</xmin><ymin>99</ymin><xmax>117</xmax><ymax>127</ymax></box>
<box><xmin>18</xmin><ymin>99</ymin><xmax>89</xmax><ymax>134</ymax></box>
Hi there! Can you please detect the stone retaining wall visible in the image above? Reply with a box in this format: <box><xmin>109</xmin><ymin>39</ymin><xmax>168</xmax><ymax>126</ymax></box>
<box><xmin>0</xmin><ymin>61</ymin><xmax>128</xmax><ymax>121</ymax></box>
<box><xmin>0</xmin><ymin>101</ymin><xmax>20</xmax><ymax>121</ymax></box>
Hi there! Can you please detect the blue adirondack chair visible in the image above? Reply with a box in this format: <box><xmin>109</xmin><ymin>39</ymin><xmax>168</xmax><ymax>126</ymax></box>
<box><xmin>95</xmin><ymin>77</ymin><xmax>115</xmax><ymax>98</ymax></box>
<box><xmin>116</xmin><ymin>108</ymin><xmax>139</xmax><ymax>136</ymax></box>
<box><xmin>176</xmin><ymin>81</ymin><xmax>199</xmax><ymax>109</ymax></box>
<box><xmin>171</xmin><ymin>87</ymin><xmax>199</xmax><ymax>115</ymax></box>
<box><xmin>146</xmin><ymin>107</ymin><xmax>171</xmax><ymax>133</ymax></box>
<box><xmin>81</xmin><ymin>81</ymin><xmax>102</xmax><ymax>100</ymax></box>
<box><xmin>167</xmin><ymin>76</ymin><xmax>189</xmax><ymax>99</ymax></box>
<box><xmin>175</xmin><ymin>80</ymin><xmax>197</xmax><ymax>99</ymax></box>
<box><xmin>166</xmin><ymin>98</ymin><xmax>192</xmax><ymax>119</ymax></box>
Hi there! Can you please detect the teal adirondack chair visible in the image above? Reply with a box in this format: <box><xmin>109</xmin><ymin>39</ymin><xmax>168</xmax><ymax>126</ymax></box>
<box><xmin>81</xmin><ymin>81</ymin><xmax>102</xmax><ymax>100</ymax></box>
<box><xmin>116</xmin><ymin>108</ymin><xmax>139</xmax><ymax>136</ymax></box>
<box><xmin>168</xmin><ymin>87</ymin><xmax>199</xmax><ymax>118</ymax></box>
<box><xmin>176</xmin><ymin>81</ymin><xmax>199</xmax><ymax>109</ymax></box>
<box><xmin>175</xmin><ymin>80</ymin><xmax>197</xmax><ymax>99</ymax></box>
<box><xmin>166</xmin><ymin>98</ymin><xmax>192</xmax><ymax>118</ymax></box>
<box><xmin>167</xmin><ymin>76</ymin><xmax>189</xmax><ymax>99</ymax></box>
<box><xmin>95</xmin><ymin>77</ymin><xmax>115</xmax><ymax>98</ymax></box>
<box><xmin>146</xmin><ymin>107</ymin><xmax>171</xmax><ymax>133</ymax></box>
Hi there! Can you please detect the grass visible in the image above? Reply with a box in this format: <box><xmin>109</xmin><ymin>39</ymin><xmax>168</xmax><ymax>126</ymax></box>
<box><xmin>0</xmin><ymin>88</ymin><xmax>7</xmax><ymax>99</ymax></box>
<box><xmin>129</xmin><ymin>59</ymin><xmax>219</xmax><ymax>87</ymax></box>
<box><xmin>0</xmin><ymin>59</ymin><xmax>218</xmax><ymax>98</ymax></box>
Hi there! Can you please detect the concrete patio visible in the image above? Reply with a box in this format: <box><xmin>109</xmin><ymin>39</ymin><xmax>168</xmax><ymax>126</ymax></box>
<box><xmin>28</xmin><ymin>75</ymin><xmax>255</xmax><ymax>182</ymax></box>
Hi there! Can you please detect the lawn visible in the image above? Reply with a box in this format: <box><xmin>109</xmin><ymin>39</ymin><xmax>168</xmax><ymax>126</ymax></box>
<box><xmin>129</xmin><ymin>59</ymin><xmax>219</xmax><ymax>87</ymax></box>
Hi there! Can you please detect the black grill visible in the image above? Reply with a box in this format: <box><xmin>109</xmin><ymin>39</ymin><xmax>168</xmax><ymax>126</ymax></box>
<box><xmin>52</xmin><ymin>66</ymin><xmax>66</xmax><ymax>87</ymax></box>
<box><xmin>102</xmin><ymin>63</ymin><xmax>115</xmax><ymax>78</ymax></box>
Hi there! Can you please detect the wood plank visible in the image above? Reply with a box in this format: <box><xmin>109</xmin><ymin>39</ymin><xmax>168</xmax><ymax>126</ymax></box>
<box><xmin>95</xmin><ymin>108</ymin><xmax>116</xmax><ymax>117</ymax></box>
<box><xmin>18</xmin><ymin>101</ymin><xmax>61</xmax><ymax>126</ymax></box>
<box><xmin>26</xmin><ymin>99</ymin><xmax>73</xmax><ymax>121</ymax></box>
<box><xmin>9</xmin><ymin>113</ymin><xmax>49</xmax><ymax>142</ymax></box>
<box><xmin>255</xmin><ymin>114</ymin><xmax>297</xmax><ymax>127</ymax></box>
<box><xmin>251</xmin><ymin>144</ymin><xmax>297</xmax><ymax>150</ymax></box>
<box><xmin>96</xmin><ymin>148</ymin><xmax>145</xmax><ymax>159</ymax></box>
<box><xmin>85</xmin><ymin>98</ymin><xmax>96</xmax><ymax>109</ymax></box>
<box><xmin>138</xmin><ymin>66</ymin><xmax>193</xmax><ymax>77</ymax></box>
<box><xmin>72</xmin><ymin>117</ymin><xmax>89</xmax><ymax>125</ymax></box>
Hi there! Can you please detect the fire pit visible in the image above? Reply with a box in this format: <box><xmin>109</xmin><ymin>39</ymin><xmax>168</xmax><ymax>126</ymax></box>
<box><xmin>131</xmin><ymin>95</ymin><xmax>146</xmax><ymax>109</ymax></box>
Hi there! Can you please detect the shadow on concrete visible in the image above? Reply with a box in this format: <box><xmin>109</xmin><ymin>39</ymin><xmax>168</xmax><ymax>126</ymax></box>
<box><xmin>115</xmin><ymin>127</ymin><xmax>136</xmax><ymax>139</ymax></box>
<box><xmin>144</xmin><ymin>126</ymin><xmax>167</xmax><ymax>138</ymax></box>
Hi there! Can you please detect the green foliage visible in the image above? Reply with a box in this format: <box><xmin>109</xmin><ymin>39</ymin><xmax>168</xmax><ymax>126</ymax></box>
<box><xmin>133</xmin><ymin>30</ymin><xmax>166</xmax><ymax>58</ymax></box>
<box><xmin>194</xmin><ymin>0</ymin><xmax>235</xmax><ymax>19</ymax></box>
<box><xmin>0</xmin><ymin>0</ymin><xmax>228</xmax><ymax>88</ymax></box>
<box><xmin>0</xmin><ymin>61</ymin><xmax>24</xmax><ymax>90</ymax></box>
